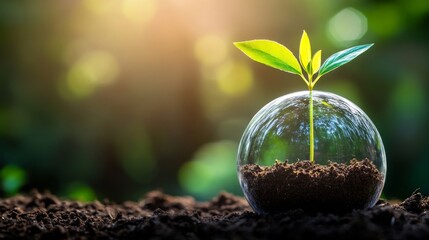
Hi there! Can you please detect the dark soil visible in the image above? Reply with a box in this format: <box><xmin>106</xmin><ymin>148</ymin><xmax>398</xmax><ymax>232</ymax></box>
<box><xmin>1</xmin><ymin>190</ymin><xmax>429</xmax><ymax>240</ymax></box>
<box><xmin>240</xmin><ymin>158</ymin><xmax>384</xmax><ymax>214</ymax></box>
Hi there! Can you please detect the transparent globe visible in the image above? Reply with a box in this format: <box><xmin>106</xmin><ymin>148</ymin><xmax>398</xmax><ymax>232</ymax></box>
<box><xmin>237</xmin><ymin>91</ymin><xmax>386</xmax><ymax>214</ymax></box>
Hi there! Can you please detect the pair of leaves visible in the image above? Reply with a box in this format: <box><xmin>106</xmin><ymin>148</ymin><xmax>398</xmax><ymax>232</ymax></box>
<box><xmin>234</xmin><ymin>31</ymin><xmax>373</xmax><ymax>87</ymax></box>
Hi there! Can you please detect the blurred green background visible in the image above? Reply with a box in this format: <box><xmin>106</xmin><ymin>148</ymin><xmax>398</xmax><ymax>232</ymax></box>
<box><xmin>0</xmin><ymin>0</ymin><xmax>428</xmax><ymax>201</ymax></box>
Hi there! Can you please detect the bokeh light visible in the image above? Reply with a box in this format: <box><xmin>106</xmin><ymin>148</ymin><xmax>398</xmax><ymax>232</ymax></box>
<box><xmin>194</xmin><ymin>34</ymin><xmax>229</xmax><ymax>66</ymax></box>
<box><xmin>327</xmin><ymin>7</ymin><xmax>368</xmax><ymax>46</ymax></box>
<box><xmin>65</xmin><ymin>182</ymin><xmax>97</xmax><ymax>202</ymax></box>
<box><xmin>179</xmin><ymin>141</ymin><xmax>241</xmax><ymax>199</ymax></box>
<box><xmin>122</xmin><ymin>0</ymin><xmax>157</xmax><ymax>24</ymax></box>
<box><xmin>216</xmin><ymin>60</ymin><xmax>254</xmax><ymax>96</ymax></box>
<box><xmin>0</xmin><ymin>165</ymin><xmax>27</xmax><ymax>196</ymax></box>
<box><xmin>62</xmin><ymin>50</ymin><xmax>120</xmax><ymax>100</ymax></box>
<box><xmin>83</xmin><ymin>0</ymin><xmax>116</xmax><ymax>16</ymax></box>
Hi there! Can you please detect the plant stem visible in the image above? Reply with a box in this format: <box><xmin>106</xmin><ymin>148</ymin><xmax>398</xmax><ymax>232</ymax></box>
<box><xmin>311</xmin><ymin>75</ymin><xmax>321</xmax><ymax>88</ymax></box>
<box><xmin>308</xmin><ymin>79</ymin><xmax>314</xmax><ymax>163</ymax></box>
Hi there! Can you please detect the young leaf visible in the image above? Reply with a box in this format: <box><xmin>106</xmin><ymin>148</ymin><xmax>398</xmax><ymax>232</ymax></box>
<box><xmin>311</xmin><ymin>50</ymin><xmax>322</xmax><ymax>74</ymax></box>
<box><xmin>234</xmin><ymin>40</ymin><xmax>302</xmax><ymax>75</ymax></box>
<box><xmin>299</xmin><ymin>31</ymin><xmax>312</xmax><ymax>73</ymax></box>
<box><xmin>318</xmin><ymin>43</ymin><xmax>374</xmax><ymax>76</ymax></box>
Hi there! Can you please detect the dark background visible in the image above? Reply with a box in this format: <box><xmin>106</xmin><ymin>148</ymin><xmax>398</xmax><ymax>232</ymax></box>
<box><xmin>0</xmin><ymin>0</ymin><xmax>428</xmax><ymax>201</ymax></box>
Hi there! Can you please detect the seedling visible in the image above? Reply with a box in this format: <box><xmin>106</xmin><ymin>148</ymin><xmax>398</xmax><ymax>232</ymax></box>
<box><xmin>234</xmin><ymin>31</ymin><xmax>373</xmax><ymax>163</ymax></box>
<box><xmin>234</xmin><ymin>31</ymin><xmax>386</xmax><ymax>214</ymax></box>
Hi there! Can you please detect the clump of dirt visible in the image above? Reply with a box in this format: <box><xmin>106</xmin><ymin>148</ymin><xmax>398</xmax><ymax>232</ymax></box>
<box><xmin>240</xmin><ymin>158</ymin><xmax>384</xmax><ymax>213</ymax></box>
<box><xmin>1</xmin><ymin>190</ymin><xmax>429</xmax><ymax>239</ymax></box>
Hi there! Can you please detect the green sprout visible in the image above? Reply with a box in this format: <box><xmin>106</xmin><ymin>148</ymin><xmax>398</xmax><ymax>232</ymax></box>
<box><xmin>234</xmin><ymin>31</ymin><xmax>373</xmax><ymax>163</ymax></box>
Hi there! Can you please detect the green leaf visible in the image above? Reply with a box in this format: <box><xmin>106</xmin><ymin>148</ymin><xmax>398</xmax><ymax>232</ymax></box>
<box><xmin>234</xmin><ymin>40</ymin><xmax>302</xmax><ymax>75</ymax></box>
<box><xmin>299</xmin><ymin>30</ymin><xmax>312</xmax><ymax>73</ymax></box>
<box><xmin>318</xmin><ymin>43</ymin><xmax>374</xmax><ymax>76</ymax></box>
<box><xmin>311</xmin><ymin>50</ymin><xmax>322</xmax><ymax>74</ymax></box>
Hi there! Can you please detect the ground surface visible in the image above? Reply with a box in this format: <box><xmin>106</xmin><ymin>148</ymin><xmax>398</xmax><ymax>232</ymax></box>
<box><xmin>1</xmin><ymin>190</ymin><xmax>429</xmax><ymax>239</ymax></box>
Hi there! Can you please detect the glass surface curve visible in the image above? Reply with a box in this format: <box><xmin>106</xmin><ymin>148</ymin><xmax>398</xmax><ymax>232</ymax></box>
<box><xmin>237</xmin><ymin>90</ymin><xmax>386</xmax><ymax>213</ymax></box>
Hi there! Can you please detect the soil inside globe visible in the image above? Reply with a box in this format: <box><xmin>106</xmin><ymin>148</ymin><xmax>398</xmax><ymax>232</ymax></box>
<box><xmin>240</xmin><ymin>159</ymin><xmax>384</xmax><ymax>214</ymax></box>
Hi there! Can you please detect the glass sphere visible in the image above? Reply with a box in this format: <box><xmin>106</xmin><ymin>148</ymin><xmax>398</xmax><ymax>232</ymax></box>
<box><xmin>237</xmin><ymin>90</ymin><xmax>386</xmax><ymax>214</ymax></box>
